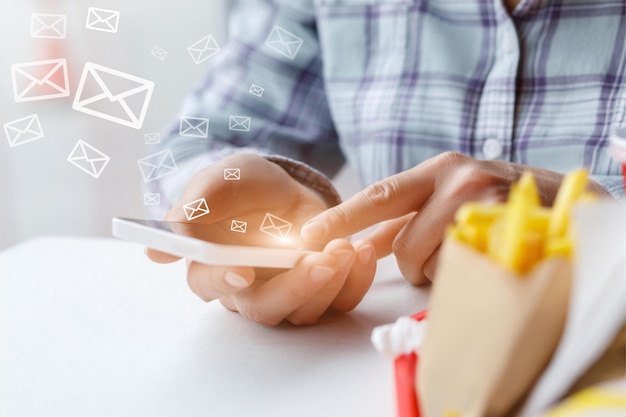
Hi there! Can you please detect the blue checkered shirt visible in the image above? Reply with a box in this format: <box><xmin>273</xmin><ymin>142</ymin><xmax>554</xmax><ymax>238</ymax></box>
<box><xmin>149</xmin><ymin>0</ymin><xmax>626</xmax><ymax>214</ymax></box>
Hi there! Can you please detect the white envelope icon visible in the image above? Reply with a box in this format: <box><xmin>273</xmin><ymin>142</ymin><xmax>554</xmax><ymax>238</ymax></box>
<box><xmin>144</xmin><ymin>133</ymin><xmax>160</xmax><ymax>144</ymax></box>
<box><xmin>151</xmin><ymin>45</ymin><xmax>167</xmax><ymax>61</ymax></box>
<box><xmin>230</xmin><ymin>220</ymin><xmax>247</xmax><ymax>233</ymax></box>
<box><xmin>229</xmin><ymin>116</ymin><xmax>251</xmax><ymax>132</ymax></box>
<box><xmin>137</xmin><ymin>149</ymin><xmax>178</xmax><ymax>183</ymax></box>
<box><xmin>67</xmin><ymin>140</ymin><xmax>110</xmax><ymax>179</ymax></box>
<box><xmin>143</xmin><ymin>193</ymin><xmax>161</xmax><ymax>205</ymax></box>
<box><xmin>3</xmin><ymin>114</ymin><xmax>44</xmax><ymax>148</ymax></box>
<box><xmin>183</xmin><ymin>197</ymin><xmax>210</xmax><ymax>221</ymax></box>
<box><xmin>259</xmin><ymin>212</ymin><xmax>292</xmax><ymax>239</ymax></box>
<box><xmin>73</xmin><ymin>62</ymin><xmax>154</xmax><ymax>129</ymax></box>
<box><xmin>31</xmin><ymin>13</ymin><xmax>66</xmax><ymax>39</ymax></box>
<box><xmin>11</xmin><ymin>58</ymin><xmax>70</xmax><ymax>102</ymax></box>
<box><xmin>223</xmin><ymin>168</ymin><xmax>240</xmax><ymax>180</ymax></box>
<box><xmin>179</xmin><ymin>116</ymin><xmax>209</xmax><ymax>138</ymax></box>
<box><xmin>85</xmin><ymin>7</ymin><xmax>120</xmax><ymax>33</ymax></box>
<box><xmin>187</xmin><ymin>34</ymin><xmax>220</xmax><ymax>65</ymax></box>
<box><xmin>264</xmin><ymin>25</ymin><xmax>303</xmax><ymax>60</ymax></box>
<box><xmin>249</xmin><ymin>84</ymin><xmax>264</xmax><ymax>97</ymax></box>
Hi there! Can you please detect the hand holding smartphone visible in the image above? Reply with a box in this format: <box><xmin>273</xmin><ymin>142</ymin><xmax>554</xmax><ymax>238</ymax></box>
<box><xmin>112</xmin><ymin>153</ymin><xmax>376</xmax><ymax>326</ymax></box>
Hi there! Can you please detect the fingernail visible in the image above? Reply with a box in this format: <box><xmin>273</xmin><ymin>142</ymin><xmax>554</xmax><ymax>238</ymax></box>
<box><xmin>310</xmin><ymin>266</ymin><xmax>335</xmax><ymax>283</ymax></box>
<box><xmin>301</xmin><ymin>220</ymin><xmax>325</xmax><ymax>240</ymax></box>
<box><xmin>224</xmin><ymin>272</ymin><xmax>249</xmax><ymax>289</ymax></box>
<box><xmin>356</xmin><ymin>243</ymin><xmax>374</xmax><ymax>264</ymax></box>
<box><xmin>333</xmin><ymin>249</ymin><xmax>354</xmax><ymax>268</ymax></box>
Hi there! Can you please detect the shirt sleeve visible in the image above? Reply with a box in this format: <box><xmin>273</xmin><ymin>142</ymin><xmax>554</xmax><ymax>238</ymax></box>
<box><xmin>146</xmin><ymin>0</ymin><xmax>345</xmax><ymax>217</ymax></box>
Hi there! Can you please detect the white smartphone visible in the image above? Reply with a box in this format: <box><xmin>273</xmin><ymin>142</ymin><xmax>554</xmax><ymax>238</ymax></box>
<box><xmin>112</xmin><ymin>217</ymin><xmax>318</xmax><ymax>268</ymax></box>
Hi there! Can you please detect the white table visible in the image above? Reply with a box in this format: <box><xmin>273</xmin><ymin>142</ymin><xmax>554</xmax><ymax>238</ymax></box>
<box><xmin>0</xmin><ymin>237</ymin><xmax>429</xmax><ymax>417</ymax></box>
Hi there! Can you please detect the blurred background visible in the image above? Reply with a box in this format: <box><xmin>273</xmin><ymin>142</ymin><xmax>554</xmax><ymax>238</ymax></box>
<box><xmin>0</xmin><ymin>0</ymin><xmax>361</xmax><ymax>250</ymax></box>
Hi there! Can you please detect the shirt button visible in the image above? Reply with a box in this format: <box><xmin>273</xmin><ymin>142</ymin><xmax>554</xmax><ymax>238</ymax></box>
<box><xmin>482</xmin><ymin>138</ymin><xmax>503</xmax><ymax>160</ymax></box>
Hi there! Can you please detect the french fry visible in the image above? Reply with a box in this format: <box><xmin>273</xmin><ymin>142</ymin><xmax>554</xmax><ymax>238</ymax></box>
<box><xmin>527</xmin><ymin>206</ymin><xmax>551</xmax><ymax>235</ymax></box>
<box><xmin>459</xmin><ymin>223</ymin><xmax>489</xmax><ymax>253</ymax></box>
<box><xmin>448</xmin><ymin>169</ymin><xmax>590</xmax><ymax>274</ymax></box>
<box><xmin>544</xmin><ymin>236</ymin><xmax>573</xmax><ymax>258</ymax></box>
<box><xmin>455</xmin><ymin>203</ymin><xmax>505</xmax><ymax>226</ymax></box>
<box><xmin>518</xmin><ymin>231</ymin><xmax>544</xmax><ymax>274</ymax></box>
<box><xmin>548</xmin><ymin>169</ymin><xmax>588</xmax><ymax>238</ymax></box>
<box><xmin>500</xmin><ymin>172</ymin><xmax>539</xmax><ymax>274</ymax></box>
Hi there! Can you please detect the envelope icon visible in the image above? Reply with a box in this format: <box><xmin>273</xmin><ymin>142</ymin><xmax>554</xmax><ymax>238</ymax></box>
<box><xmin>86</xmin><ymin>7</ymin><xmax>120</xmax><ymax>33</ymax></box>
<box><xmin>179</xmin><ymin>116</ymin><xmax>209</xmax><ymax>138</ymax></box>
<box><xmin>183</xmin><ymin>197</ymin><xmax>210</xmax><ymax>221</ymax></box>
<box><xmin>11</xmin><ymin>58</ymin><xmax>70</xmax><ymax>102</ymax></box>
<box><xmin>151</xmin><ymin>45</ymin><xmax>167</xmax><ymax>61</ymax></box>
<box><xmin>31</xmin><ymin>13</ymin><xmax>66</xmax><ymax>39</ymax></box>
<box><xmin>264</xmin><ymin>25</ymin><xmax>303</xmax><ymax>60</ymax></box>
<box><xmin>187</xmin><ymin>34</ymin><xmax>220</xmax><ymax>65</ymax></box>
<box><xmin>249</xmin><ymin>84</ymin><xmax>264</xmax><ymax>98</ymax></box>
<box><xmin>230</xmin><ymin>220</ymin><xmax>247</xmax><ymax>233</ymax></box>
<box><xmin>137</xmin><ymin>149</ymin><xmax>178</xmax><ymax>183</ymax></box>
<box><xmin>229</xmin><ymin>116</ymin><xmax>251</xmax><ymax>132</ymax></box>
<box><xmin>73</xmin><ymin>62</ymin><xmax>154</xmax><ymax>129</ymax></box>
<box><xmin>3</xmin><ymin>114</ymin><xmax>44</xmax><ymax>147</ymax></box>
<box><xmin>143</xmin><ymin>193</ymin><xmax>161</xmax><ymax>205</ymax></box>
<box><xmin>67</xmin><ymin>140</ymin><xmax>110</xmax><ymax>179</ymax></box>
<box><xmin>223</xmin><ymin>168</ymin><xmax>240</xmax><ymax>181</ymax></box>
<box><xmin>259</xmin><ymin>212</ymin><xmax>292</xmax><ymax>240</ymax></box>
<box><xmin>144</xmin><ymin>133</ymin><xmax>160</xmax><ymax>144</ymax></box>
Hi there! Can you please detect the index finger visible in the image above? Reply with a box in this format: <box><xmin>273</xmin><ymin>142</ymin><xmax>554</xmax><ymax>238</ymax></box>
<box><xmin>300</xmin><ymin>163</ymin><xmax>436</xmax><ymax>243</ymax></box>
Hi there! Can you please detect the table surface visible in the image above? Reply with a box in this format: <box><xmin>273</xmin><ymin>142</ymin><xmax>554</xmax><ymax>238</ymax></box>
<box><xmin>0</xmin><ymin>236</ymin><xmax>428</xmax><ymax>417</ymax></box>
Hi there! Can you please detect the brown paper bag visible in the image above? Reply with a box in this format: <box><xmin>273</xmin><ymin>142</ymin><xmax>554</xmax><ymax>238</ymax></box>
<box><xmin>417</xmin><ymin>239</ymin><xmax>572</xmax><ymax>417</ymax></box>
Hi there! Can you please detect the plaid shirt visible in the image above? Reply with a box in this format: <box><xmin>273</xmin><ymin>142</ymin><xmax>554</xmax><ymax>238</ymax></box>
<box><xmin>150</xmin><ymin>0</ymin><xmax>626</xmax><ymax>212</ymax></box>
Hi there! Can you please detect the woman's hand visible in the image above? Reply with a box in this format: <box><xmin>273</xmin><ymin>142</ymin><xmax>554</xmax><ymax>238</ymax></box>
<box><xmin>301</xmin><ymin>152</ymin><xmax>609</xmax><ymax>285</ymax></box>
<box><xmin>146</xmin><ymin>153</ymin><xmax>376</xmax><ymax>325</ymax></box>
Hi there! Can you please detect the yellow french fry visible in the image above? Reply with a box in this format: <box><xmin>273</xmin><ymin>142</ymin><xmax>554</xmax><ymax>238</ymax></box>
<box><xmin>548</xmin><ymin>169</ymin><xmax>588</xmax><ymax>238</ymax></box>
<box><xmin>500</xmin><ymin>172</ymin><xmax>538</xmax><ymax>274</ymax></box>
<box><xmin>450</xmin><ymin>168</ymin><xmax>590</xmax><ymax>273</ymax></box>
<box><xmin>518</xmin><ymin>231</ymin><xmax>544</xmax><ymax>274</ymax></box>
<box><xmin>447</xmin><ymin>224</ymin><xmax>488</xmax><ymax>253</ymax></box>
<box><xmin>527</xmin><ymin>206</ymin><xmax>551</xmax><ymax>235</ymax></box>
<box><xmin>455</xmin><ymin>202</ymin><xmax>505</xmax><ymax>226</ymax></box>
<box><xmin>518</xmin><ymin>171</ymin><xmax>541</xmax><ymax>207</ymax></box>
<box><xmin>544</xmin><ymin>236</ymin><xmax>573</xmax><ymax>258</ymax></box>
<box><xmin>460</xmin><ymin>223</ymin><xmax>489</xmax><ymax>253</ymax></box>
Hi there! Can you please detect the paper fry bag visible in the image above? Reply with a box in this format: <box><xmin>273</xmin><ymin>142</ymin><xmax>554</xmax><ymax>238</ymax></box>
<box><xmin>417</xmin><ymin>238</ymin><xmax>572</xmax><ymax>417</ymax></box>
